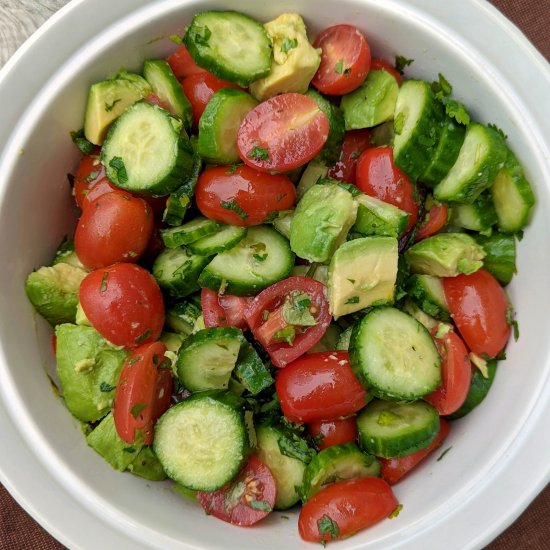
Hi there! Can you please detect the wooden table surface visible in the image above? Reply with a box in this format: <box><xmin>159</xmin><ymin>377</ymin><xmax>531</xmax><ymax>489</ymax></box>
<box><xmin>0</xmin><ymin>1</ymin><xmax>548</xmax><ymax>549</ymax></box>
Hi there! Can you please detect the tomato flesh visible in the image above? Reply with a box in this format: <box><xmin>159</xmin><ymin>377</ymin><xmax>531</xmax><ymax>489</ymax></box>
<box><xmin>308</xmin><ymin>416</ymin><xmax>358</xmax><ymax>450</ymax></box>
<box><xmin>237</xmin><ymin>93</ymin><xmax>329</xmax><ymax>172</ymax></box>
<box><xmin>298</xmin><ymin>477</ymin><xmax>398</xmax><ymax>542</ymax></box>
<box><xmin>370</xmin><ymin>57</ymin><xmax>402</xmax><ymax>85</ymax></box>
<box><xmin>201</xmin><ymin>288</ymin><xmax>250</xmax><ymax>329</ymax></box>
<box><xmin>196</xmin><ymin>165</ymin><xmax>296</xmax><ymax>226</ymax></box>
<box><xmin>443</xmin><ymin>269</ymin><xmax>511</xmax><ymax>358</ymax></box>
<box><xmin>167</xmin><ymin>44</ymin><xmax>207</xmax><ymax>79</ymax></box>
<box><xmin>380</xmin><ymin>419</ymin><xmax>451</xmax><ymax>485</ymax></box>
<box><xmin>275</xmin><ymin>351</ymin><xmax>367</xmax><ymax>423</ymax></box>
<box><xmin>415</xmin><ymin>204</ymin><xmax>449</xmax><ymax>241</ymax></box>
<box><xmin>73</xmin><ymin>153</ymin><xmax>118</xmax><ymax>210</ymax></box>
<box><xmin>197</xmin><ymin>456</ymin><xmax>276</xmax><ymax>526</ymax></box>
<box><xmin>312</xmin><ymin>24</ymin><xmax>371</xmax><ymax>95</ymax></box>
<box><xmin>355</xmin><ymin>146</ymin><xmax>419</xmax><ymax>233</ymax></box>
<box><xmin>79</xmin><ymin>263</ymin><xmax>165</xmax><ymax>349</ymax></box>
<box><xmin>327</xmin><ymin>129</ymin><xmax>372</xmax><ymax>184</ymax></box>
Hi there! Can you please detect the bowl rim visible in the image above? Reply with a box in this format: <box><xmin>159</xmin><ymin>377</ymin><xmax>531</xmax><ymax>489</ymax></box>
<box><xmin>0</xmin><ymin>1</ymin><xmax>549</xmax><ymax>549</ymax></box>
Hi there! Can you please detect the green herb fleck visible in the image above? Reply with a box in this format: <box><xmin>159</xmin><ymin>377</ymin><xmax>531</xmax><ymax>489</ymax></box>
<box><xmin>104</xmin><ymin>98</ymin><xmax>121</xmax><ymax>112</ymax></box>
<box><xmin>276</xmin><ymin>194</ymin><xmax>284</xmax><ymax>202</ymax></box>
<box><xmin>130</xmin><ymin>403</ymin><xmax>147</xmax><ymax>418</ymax></box>
<box><xmin>345</xmin><ymin>296</ymin><xmax>360</xmax><ymax>305</ymax></box>
<box><xmin>431</xmin><ymin>73</ymin><xmax>453</xmax><ymax>95</ymax></box>
<box><xmin>194</xmin><ymin>25</ymin><xmax>212</xmax><ymax>46</ymax></box>
<box><xmin>135</xmin><ymin>328</ymin><xmax>152</xmax><ymax>344</ymax></box>
<box><xmin>437</xmin><ymin>95</ymin><xmax>470</xmax><ymax>125</ymax></box>
<box><xmin>84</xmin><ymin>169</ymin><xmax>100</xmax><ymax>183</ymax></box>
<box><xmin>334</xmin><ymin>58</ymin><xmax>345</xmax><ymax>75</ymax></box>
<box><xmin>273</xmin><ymin>325</ymin><xmax>296</xmax><ymax>345</ymax></box>
<box><xmin>388</xmin><ymin>504</ymin><xmax>403</xmax><ymax>519</ymax></box>
<box><xmin>220</xmin><ymin>199</ymin><xmax>248</xmax><ymax>220</ymax></box>
<box><xmin>317</xmin><ymin>515</ymin><xmax>340</xmax><ymax>540</ymax></box>
<box><xmin>488</xmin><ymin>123</ymin><xmax>508</xmax><ymax>141</ymax></box>
<box><xmin>247</xmin><ymin>146</ymin><xmax>270</xmax><ymax>162</ymax></box>
<box><xmin>70</xmin><ymin>129</ymin><xmax>94</xmax><ymax>155</ymax></box>
<box><xmin>347</xmin><ymin>278</ymin><xmax>356</xmax><ymax>284</ymax></box>
<box><xmin>395</xmin><ymin>55</ymin><xmax>414</xmax><ymax>74</ymax></box>
<box><xmin>437</xmin><ymin>446</ymin><xmax>452</xmax><ymax>461</ymax></box>
<box><xmin>280</xmin><ymin>37</ymin><xmax>298</xmax><ymax>53</ymax></box>
<box><xmin>127</xmin><ymin>250</ymin><xmax>138</xmax><ymax>258</ymax></box>
<box><xmin>282</xmin><ymin>292</ymin><xmax>316</xmax><ymax>327</ymax></box>
<box><xmin>122</xmin><ymin>446</ymin><xmax>137</xmax><ymax>454</ymax></box>
<box><xmin>225</xmin><ymin>164</ymin><xmax>239</xmax><ymax>174</ymax></box>
<box><xmin>169</xmin><ymin>34</ymin><xmax>183</xmax><ymax>45</ymax></box>
<box><xmin>128</xmin><ymin>356</ymin><xmax>140</xmax><ymax>366</ymax></box>
<box><xmin>280</xmin><ymin>515</ymin><xmax>290</xmax><ymax>520</ymax></box>
<box><xmin>394</xmin><ymin>112</ymin><xmax>405</xmax><ymax>135</ymax></box>
<box><xmin>248</xmin><ymin>499</ymin><xmax>273</xmax><ymax>512</ymax></box>
<box><xmin>99</xmin><ymin>272</ymin><xmax>109</xmax><ymax>293</ymax></box>
<box><xmin>277</xmin><ymin>432</ymin><xmax>315</xmax><ymax>464</ymax></box>
<box><xmin>108</xmin><ymin>156</ymin><xmax>128</xmax><ymax>184</ymax></box>
<box><xmin>99</xmin><ymin>382</ymin><xmax>116</xmax><ymax>393</ymax></box>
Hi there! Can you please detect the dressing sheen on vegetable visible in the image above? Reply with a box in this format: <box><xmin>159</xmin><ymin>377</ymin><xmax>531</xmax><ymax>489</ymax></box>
<box><xmin>25</xmin><ymin>8</ymin><xmax>535</xmax><ymax>545</ymax></box>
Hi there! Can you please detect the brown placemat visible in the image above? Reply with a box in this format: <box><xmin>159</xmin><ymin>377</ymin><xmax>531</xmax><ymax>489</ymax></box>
<box><xmin>1</xmin><ymin>1</ymin><xmax>549</xmax><ymax>548</ymax></box>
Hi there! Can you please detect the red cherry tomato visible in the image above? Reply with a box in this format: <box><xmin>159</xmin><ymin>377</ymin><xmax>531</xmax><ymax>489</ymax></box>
<box><xmin>201</xmin><ymin>288</ymin><xmax>250</xmax><ymax>329</ymax></box>
<box><xmin>425</xmin><ymin>329</ymin><xmax>472</xmax><ymax>415</ymax></box>
<box><xmin>443</xmin><ymin>269</ymin><xmax>511</xmax><ymax>358</ymax></box>
<box><xmin>237</xmin><ymin>93</ymin><xmax>329</xmax><ymax>172</ymax></box>
<box><xmin>311</xmin><ymin>24</ymin><xmax>371</xmax><ymax>95</ymax></box>
<box><xmin>370</xmin><ymin>58</ymin><xmax>403</xmax><ymax>85</ymax></box>
<box><xmin>245</xmin><ymin>277</ymin><xmax>331</xmax><ymax>369</ymax></box>
<box><xmin>275</xmin><ymin>351</ymin><xmax>367</xmax><ymax>423</ymax></box>
<box><xmin>181</xmin><ymin>71</ymin><xmax>239</xmax><ymax>128</ymax></box>
<box><xmin>79</xmin><ymin>263</ymin><xmax>165</xmax><ymax>349</ymax></box>
<box><xmin>355</xmin><ymin>146</ymin><xmax>419</xmax><ymax>233</ymax></box>
<box><xmin>144</xmin><ymin>92</ymin><xmax>171</xmax><ymax>112</ymax></box>
<box><xmin>197</xmin><ymin>456</ymin><xmax>276</xmax><ymax>526</ymax></box>
<box><xmin>380</xmin><ymin>419</ymin><xmax>451</xmax><ymax>485</ymax></box>
<box><xmin>298</xmin><ymin>477</ymin><xmax>398</xmax><ymax>543</ymax></box>
<box><xmin>113</xmin><ymin>342</ymin><xmax>172</xmax><ymax>445</ymax></box>
<box><xmin>167</xmin><ymin>44</ymin><xmax>207</xmax><ymax>79</ymax></box>
<box><xmin>415</xmin><ymin>203</ymin><xmax>449</xmax><ymax>241</ymax></box>
<box><xmin>74</xmin><ymin>190</ymin><xmax>153</xmax><ymax>269</ymax></box>
<box><xmin>308</xmin><ymin>417</ymin><xmax>357</xmax><ymax>450</ymax></box>
<box><xmin>196</xmin><ymin>165</ymin><xmax>296</xmax><ymax>226</ymax></box>
<box><xmin>73</xmin><ymin>153</ymin><xmax>118</xmax><ymax>210</ymax></box>
<box><xmin>327</xmin><ymin>129</ymin><xmax>372</xmax><ymax>184</ymax></box>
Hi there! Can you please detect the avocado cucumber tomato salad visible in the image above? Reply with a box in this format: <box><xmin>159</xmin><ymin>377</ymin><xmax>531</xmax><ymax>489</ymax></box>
<box><xmin>25</xmin><ymin>9</ymin><xmax>535</xmax><ymax>544</ymax></box>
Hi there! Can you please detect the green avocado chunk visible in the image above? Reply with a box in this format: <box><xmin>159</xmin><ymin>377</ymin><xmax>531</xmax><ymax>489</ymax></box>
<box><xmin>56</xmin><ymin>324</ymin><xmax>129</xmax><ymax>422</ymax></box>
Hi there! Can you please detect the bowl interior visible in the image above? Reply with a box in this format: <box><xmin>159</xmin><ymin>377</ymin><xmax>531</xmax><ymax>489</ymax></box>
<box><xmin>0</xmin><ymin>0</ymin><xmax>549</xmax><ymax>548</ymax></box>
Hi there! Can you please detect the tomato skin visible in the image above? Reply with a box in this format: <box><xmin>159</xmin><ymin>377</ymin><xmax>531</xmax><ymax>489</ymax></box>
<box><xmin>275</xmin><ymin>351</ymin><xmax>367</xmax><ymax>423</ymax></box>
<box><xmin>74</xmin><ymin>190</ymin><xmax>154</xmax><ymax>269</ymax></box>
<box><xmin>415</xmin><ymin>204</ymin><xmax>449</xmax><ymax>241</ymax></box>
<box><xmin>425</xmin><ymin>330</ymin><xmax>472</xmax><ymax>415</ymax></box>
<box><xmin>196</xmin><ymin>165</ymin><xmax>296</xmax><ymax>226</ymax></box>
<box><xmin>298</xmin><ymin>477</ymin><xmax>398</xmax><ymax>542</ymax></box>
<box><xmin>245</xmin><ymin>277</ymin><xmax>331</xmax><ymax>369</ymax></box>
<box><xmin>307</xmin><ymin>417</ymin><xmax>357</xmax><ymax>450</ymax></box>
<box><xmin>167</xmin><ymin>44</ymin><xmax>207</xmax><ymax>79</ymax></box>
<box><xmin>370</xmin><ymin>58</ymin><xmax>402</xmax><ymax>85</ymax></box>
<box><xmin>355</xmin><ymin>146</ymin><xmax>419</xmax><ymax>233</ymax></box>
<box><xmin>196</xmin><ymin>456</ymin><xmax>277</xmax><ymax>526</ymax></box>
<box><xmin>380</xmin><ymin>419</ymin><xmax>450</xmax><ymax>485</ymax></box>
<box><xmin>113</xmin><ymin>342</ymin><xmax>171</xmax><ymax>445</ymax></box>
<box><xmin>327</xmin><ymin>129</ymin><xmax>372</xmax><ymax>184</ymax></box>
<box><xmin>181</xmin><ymin>72</ymin><xmax>239</xmax><ymax>128</ymax></box>
<box><xmin>79</xmin><ymin>263</ymin><xmax>165</xmax><ymax>349</ymax></box>
<box><xmin>443</xmin><ymin>269</ymin><xmax>511</xmax><ymax>358</ymax></box>
<box><xmin>73</xmin><ymin>153</ymin><xmax>118</xmax><ymax>210</ymax></box>
<box><xmin>311</xmin><ymin>24</ymin><xmax>371</xmax><ymax>95</ymax></box>
<box><xmin>201</xmin><ymin>288</ymin><xmax>250</xmax><ymax>329</ymax></box>
<box><xmin>237</xmin><ymin>93</ymin><xmax>329</xmax><ymax>172</ymax></box>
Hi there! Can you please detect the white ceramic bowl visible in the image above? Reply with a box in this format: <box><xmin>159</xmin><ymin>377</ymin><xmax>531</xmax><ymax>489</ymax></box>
<box><xmin>0</xmin><ymin>1</ymin><xmax>549</xmax><ymax>548</ymax></box>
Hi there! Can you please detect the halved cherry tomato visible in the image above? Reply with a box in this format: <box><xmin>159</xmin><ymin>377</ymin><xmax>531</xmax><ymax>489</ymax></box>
<box><xmin>113</xmin><ymin>342</ymin><xmax>172</xmax><ymax>445</ymax></box>
<box><xmin>74</xmin><ymin>190</ymin><xmax>153</xmax><ymax>269</ymax></box>
<box><xmin>201</xmin><ymin>288</ymin><xmax>250</xmax><ymax>329</ymax></box>
<box><xmin>327</xmin><ymin>129</ymin><xmax>372</xmax><ymax>184</ymax></box>
<box><xmin>237</xmin><ymin>93</ymin><xmax>329</xmax><ymax>172</ymax></box>
<box><xmin>181</xmin><ymin>71</ymin><xmax>239</xmax><ymax>128</ymax></box>
<box><xmin>144</xmin><ymin>92</ymin><xmax>171</xmax><ymax>111</ymax></box>
<box><xmin>370</xmin><ymin>57</ymin><xmax>402</xmax><ymax>85</ymax></box>
<box><xmin>311</xmin><ymin>24</ymin><xmax>371</xmax><ymax>95</ymax></box>
<box><xmin>298</xmin><ymin>477</ymin><xmax>398</xmax><ymax>543</ymax></box>
<box><xmin>380</xmin><ymin>419</ymin><xmax>451</xmax><ymax>485</ymax></box>
<box><xmin>73</xmin><ymin>153</ymin><xmax>118</xmax><ymax>210</ymax></box>
<box><xmin>245</xmin><ymin>277</ymin><xmax>331</xmax><ymax>368</ymax></box>
<box><xmin>197</xmin><ymin>456</ymin><xmax>276</xmax><ymax>526</ymax></box>
<box><xmin>167</xmin><ymin>44</ymin><xmax>207</xmax><ymax>79</ymax></box>
<box><xmin>275</xmin><ymin>351</ymin><xmax>367</xmax><ymax>423</ymax></box>
<box><xmin>195</xmin><ymin>165</ymin><xmax>296</xmax><ymax>226</ymax></box>
<box><xmin>355</xmin><ymin>146</ymin><xmax>419</xmax><ymax>233</ymax></box>
<box><xmin>307</xmin><ymin>416</ymin><xmax>357</xmax><ymax>450</ymax></box>
<box><xmin>415</xmin><ymin>203</ymin><xmax>449</xmax><ymax>241</ymax></box>
<box><xmin>79</xmin><ymin>263</ymin><xmax>164</xmax><ymax>349</ymax></box>
<box><xmin>443</xmin><ymin>269</ymin><xmax>511</xmax><ymax>358</ymax></box>
<box><xmin>425</xmin><ymin>329</ymin><xmax>472</xmax><ymax>415</ymax></box>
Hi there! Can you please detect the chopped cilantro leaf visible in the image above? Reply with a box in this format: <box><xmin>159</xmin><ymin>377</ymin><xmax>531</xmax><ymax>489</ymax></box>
<box><xmin>248</xmin><ymin>499</ymin><xmax>272</xmax><ymax>512</ymax></box>
<box><xmin>277</xmin><ymin>433</ymin><xmax>315</xmax><ymax>464</ymax></box>
<box><xmin>395</xmin><ymin>55</ymin><xmax>413</xmax><ymax>75</ymax></box>
<box><xmin>99</xmin><ymin>272</ymin><xmax>109</xmax><ymax>293</ymax></box>
<box><xmin>280</xmin><ymin>37</ymin><xmax>298</xmax><ymax>53</ymax></box>
<box><xmin>70</xmin><ymin>129</ymin><xmax>94</xmax><ymax>155</ymax></box>
<box><xmin>437</xmin><ymin>95</ymin><xmax>470</xmax><ymax>125</ymax></box>
<box><xmin>169</xmin><ymin>34</ymin><xmax>183</xmax><ymax>45</ymax></box>
<box><xmin>334</xmin><ymin>58</ymin><xmax>345</xmax><ymax>75</ymax></box>
<box><xmin>122</xmin><ymin>446</ymin><xmax>137</xmax><ymax>454</ymax></box>
<box><xmin>437</xmin><ymin>446</ymin><xmax>453</xmax><ymax>461</ymax></box>
<box><xmin>108</xmin><ymin>156</ymin><xmax>128</xmax><ymax>184</ymax></box>
<box><xmin>388</xmin><ymin>504</ymin><xmax>403</xmax><ymax>519</ymax></box>
<box><xmin>247</xmin><ymin>146</ymin><xmax>270</xmax><ymax>162</ymax></box>
<box><xmin>317</xmin><ymin>515</ymin><xmax>340</xmax><ymax>540</ymax></box>
<box><xmin>220</xmin><ymin>199</ymin><xmax>248</xmax><ymax>220</ymax></box>
<box><xmin>135</xmin><ymin>328</ymin><xmax>152</xmax><ymax>344</ymax></box>
<box><xmin>130</xmin><ymin>403</ymin><xmax>147</xmax><ymax>418</ymax></box>
<box><xmin>282</xmin><ymin>292</ymin><xmax>316</xmax><ymax>327</ymax></box>
<box><xmin>225</xmin><ymin>164</ymin><xmax>239</xmax><ymax>174</ymax></box>
<box><xmin>85</xmin><ymin>169</ymin><xmax>100</xmax><ymax>183</ymax></box>
<box><xmin>431</xmin><ymin>73</ymin><xmax>453</xmax><ymax>95</ymax></box>
<box><xmin>273</xmin><ymin>326</ymin><xmax>296</xmax><ymax>345</ymax></box>
<box><xmin>99</xmin><ymin>381</ymin><xmax>116</xmax><ymax>393</ymax></box>
<box><xmin>488</xmin><ymin>123</ymin><xmax>508</xmax><ymax>141</ymax></box>
<box><xmin>194</xmin><ymin>25</ymin><xmax>212</xmax><ymax>46</ymax></box>
<box><xmin>345</xmin><ymin>296</ymin><xmax>360</xmax><ymax>304</ymax></box>
<box><xmin>104</xmin><ymin>98</ymin><xmax>121</xmax><ymax>112</ymax></box>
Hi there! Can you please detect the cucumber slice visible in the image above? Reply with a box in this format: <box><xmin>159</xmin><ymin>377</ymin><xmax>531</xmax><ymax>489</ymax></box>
<box><xmin>143</xmin><ymin>59</ymin><xmax>193</xmax><ymax>130</ymax></box>
<box><xmin>271</xmin><ymin>210</ymin><xmax>294</xmax><ymax>239</ymax></box>
<box><xmin>198</xmin><ymin>88</ymin><xmax>258</xmax><ymax>164</ymax></box>
<box><xmin>434</xmin><ymin>123</ymin><xmax>507</xmax><ymax>203</ymax></box>
<box><xmin>449</xmin><ymin>192</ymin><xmax>497</xmax><ymax>232</ymax></box>
<box><xmin>349</xmin><ymin>307</ymin><xmax>441</xmax><ymax>400</ymax></box>
<box><xmin>475</xmin><ymin>233</ymin><xmax>516</xmax><ymax>285</ymax></box>
<box><xmin>153</xmin><ymin>247</ymin><xmax>211</xmax><ymax>299</ymax></box>
<box><xmin>296</xmin><ymin>160</ymin><xmax>328</xmax><ymax>200</ymax></box>
<box><xmin>301</xmin><ymin>443</ymin><xmax>381</xmax><ymax>502</ymax></box>
<box><xmin>184</xmin><ymin>11</ymin><xmax>272</xmax><ymax>87</ymax></box>
<box><xmin>405</xmin><ymin>274</ymin><xmax>450</xmax><ymax>321</ymax></box>
<box><xmin>401</xmin><ymin>298</ymin><xmax>440</xmax><ymax>332</ymax></box>
<box><xmin>199</xmin><ymin>226</ymin><xmax>294</xmax><ymax>295</ymax></box>
<box><xmin>165</xmin><ymin>299</ymin><xmax>202</xmax><ymax>336</ymax></box>
<box><xmin>491</xmin><ymin>151</ymin><xmax>535</xmax><ymax>233</ymax></box>
<box><xmin>188</xmin><ymin>224</ymin><xmax>247</xmax><ymax>255</ymax></box>
<box><xmin>341</xmin><ymin>70</ymin><xmax>399</xmax><ymax>130</ymax></box>
<box><xmin>420</xmin><ymin>118</ymin><xmax>466</xmax><ymax>187</ymax></box>
<box><xmin>393</xmin><ymin>80</ymin><xmax>443</xmax><ymax>181</ymax></box>
<box><xmin>154</xmin><ymin>391</ymin><xmax>251</xmax><ymax>491</ymax></box>
<box><xmin>233</xmin><ymin>341</ymin><xmax>273</xmax><ymax>395</ymax></box>
<box><xmin>357</xmin><ymin>399</ymin><xmax>440</xmax><ymax>458</ymax></box>
<box><xmin>101</xmin><ymin>101</ymin><xmax>194</xmax><ymax>196</ymax></box>
<box><xmin>161</xmin><ymin>217</ymin><xmax>221</xmax><ymax>249</ymax></box>
<box><xmin>177</xmin><ymin>327</ymin><xmax>242</xmax><ymax>391</ymax></box>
